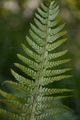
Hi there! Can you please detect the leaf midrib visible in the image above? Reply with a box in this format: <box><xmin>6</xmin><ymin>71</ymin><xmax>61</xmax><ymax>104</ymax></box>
<box><xmin>29</xmin><ymin>3</ymin><xmax>52</xmax><ymax>120</ymax></box>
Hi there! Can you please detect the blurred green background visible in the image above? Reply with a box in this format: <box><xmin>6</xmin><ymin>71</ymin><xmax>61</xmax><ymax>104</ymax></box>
<box><xmin>0</xmin><ymin>0</ymin><xmax>80</xmax><ymax>119</ymax></box>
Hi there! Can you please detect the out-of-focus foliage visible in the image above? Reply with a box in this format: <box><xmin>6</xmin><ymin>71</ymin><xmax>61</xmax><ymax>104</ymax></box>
<box><xmin>0</xmin><ymin>0</ymin><xmax>80</xmax><ymax>119</ymax></box>
<box><xmin>59</xmin><ymin>1</ymin><xmax>80</xmax><ymax>119</ymax></box>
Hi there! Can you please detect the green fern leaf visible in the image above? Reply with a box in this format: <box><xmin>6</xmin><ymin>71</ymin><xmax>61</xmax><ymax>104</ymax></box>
<box><xmin>0</xmin><ymin>0</ymin><xmax>74</xmax><ymax>120</ymax></box>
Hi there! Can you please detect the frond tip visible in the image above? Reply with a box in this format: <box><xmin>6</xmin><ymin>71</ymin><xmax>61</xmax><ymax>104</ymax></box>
<box><xmin>0</xmin><ymin>0</ymin><xmax>74</xmax><ymax>120</ymax></box>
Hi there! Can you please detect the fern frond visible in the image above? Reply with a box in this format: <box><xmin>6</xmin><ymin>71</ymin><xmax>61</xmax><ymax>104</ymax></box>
<box><xmin>11</xmin><ymin>69</ymin><xmax>34</xmax><ymax>86</ymax></box>
<box><xmin>48</xmin><ymin>50</ymin><xmax>68</xmax><ymax>60</ymax></box>
<box><xmin>43</xmin><ymin>75</ymin><xmax>72</xmax><ymax>85</ymax></box>
<box><xmin>0</xmin><ymin>109</ymin><xmax>21</xmax><ymax>120</ymax></box>
<box><xmin>0</xmin><ymin>0</ymin><xmax>74</xmax><ymax>120</ymax></box>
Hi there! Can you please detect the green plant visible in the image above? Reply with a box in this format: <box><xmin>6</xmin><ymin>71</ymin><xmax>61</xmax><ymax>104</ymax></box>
<box><xmin>0</xmin><ymin>0</ymin><xmax>74</xmax><ymax>120</ymax></box>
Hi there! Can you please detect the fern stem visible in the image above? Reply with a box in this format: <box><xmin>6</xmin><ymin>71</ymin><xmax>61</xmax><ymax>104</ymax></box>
<box><xmin>29</xmin><ymin>2</ymin><xmax>52</xmax><ymax>120</ymax></box>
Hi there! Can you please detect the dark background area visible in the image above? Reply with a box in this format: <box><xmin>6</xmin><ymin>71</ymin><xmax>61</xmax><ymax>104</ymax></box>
<box><xmin>0</xmin><ymin>0</ymin><xmax>80</xmax><ymax>119</ymax></box>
